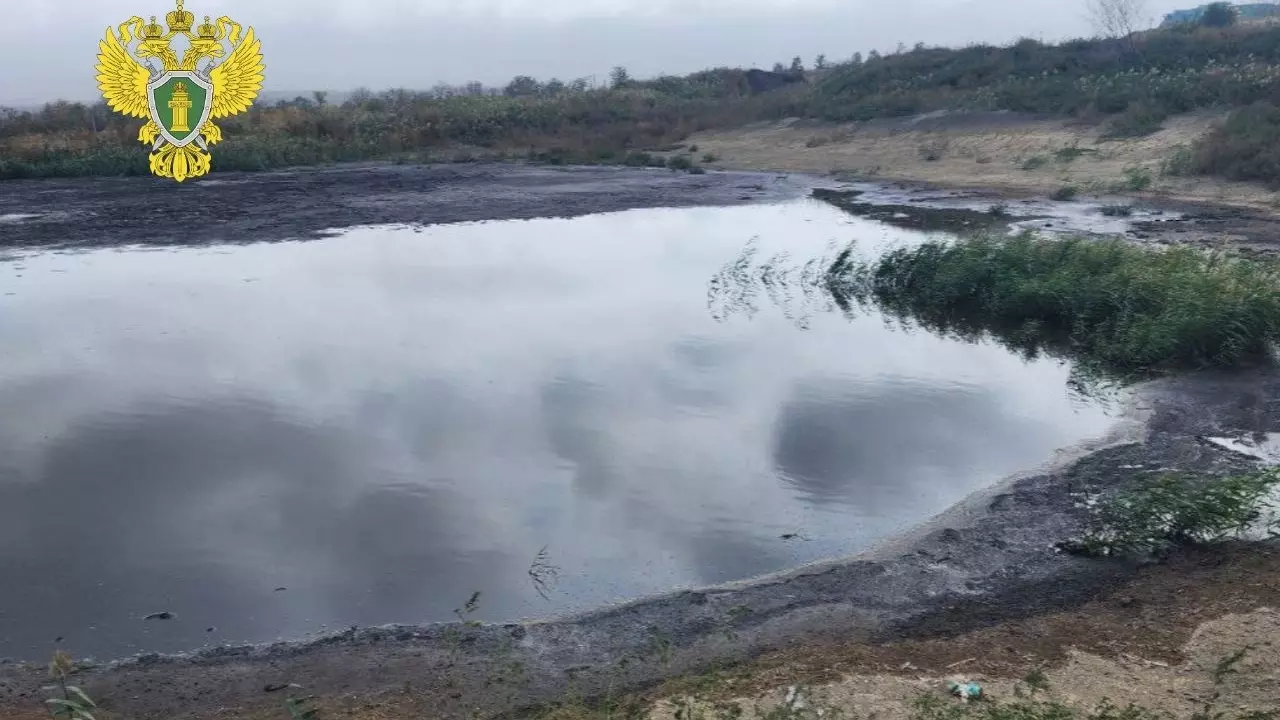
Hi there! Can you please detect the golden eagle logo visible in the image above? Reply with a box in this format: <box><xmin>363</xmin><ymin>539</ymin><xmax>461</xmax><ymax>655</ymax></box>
<box><xmin>96</xmin><ymin>1</ymin><xmax>264</xmax><ymax>182</ymax></box>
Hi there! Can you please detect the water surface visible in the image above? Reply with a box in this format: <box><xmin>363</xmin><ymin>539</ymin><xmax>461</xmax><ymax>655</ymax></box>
<box><xmin>0</xmin><ymin>199</ymin><xmax>1116</xmax><ymax>660</ymax></box>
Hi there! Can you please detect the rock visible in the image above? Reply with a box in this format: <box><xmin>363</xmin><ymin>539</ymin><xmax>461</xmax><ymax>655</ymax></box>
<box><xmin>143</xmin><ymin>612</ymin><xmax>174</xmax><ymax>621</ymax></box>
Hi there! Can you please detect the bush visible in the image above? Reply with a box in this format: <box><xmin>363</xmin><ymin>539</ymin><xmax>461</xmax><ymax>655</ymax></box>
<box><xmin>1067</xmin><ymin>469</ymin><xmax>1280</xmax><ymax>557</ymax></box>
<box><xmin>666</xmin><ymin>154</ymin><xmax>693</xmax><ymax>170</ymax></box>
<box><xmin>1191</xmin><ymin>102</ymin><xmax>1280</xmax><ymax>187</ymax></box>
<box><xmin>918</xmin><ymin>138</ymin><xmax>949</xmax><ymax>161</ymax></box>
<box><xmin>1201</xmin><ymin>1</ymin><xmax>1238</xmax><ymax>27</ymax></box>
<box><xmin>1121</xmin><ymin>165</ymin><xmax>1154</xmax><ymax>190</ymax></box>
<box><xmin>1021</xmin><ymin>155</ymin><xmax>1049</xmax><ymax>170</ymax></box>
<box><xmin>831</xmin><ymin>233</ymin><xmax>1280</xmax><ymax>372</ymax></box>
<box><xmin>1051</xmin><ymin>184</ymin><xmax>1080</xmax><ymax>200</ymax></box>
<box><xmin>1100</xmin><ymin>204</ymin><xmax>1134</xmax><ymax>216</ymax></box>
<box><xmin>702</xmin><ymin>152</ymin><xmax>719</xmax><ymax>162</ymax></box>
<box><xmin>1103</xmin><ymin>102</ymin><xmax>1167</xmax><ymax>139</ymax></box>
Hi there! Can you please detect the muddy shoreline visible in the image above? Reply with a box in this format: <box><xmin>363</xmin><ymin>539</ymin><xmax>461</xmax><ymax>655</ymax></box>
<box><xmin>2</xmin><ymin>163</ymin><xmax>1279</xmax><ymax>719</ymax></box>
<box><xmin>0</xmin><ymin>163</ymin><xmax>812</xmax><ymax>250</ymax></box>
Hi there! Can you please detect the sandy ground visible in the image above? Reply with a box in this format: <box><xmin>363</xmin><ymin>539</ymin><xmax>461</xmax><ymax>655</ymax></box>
<box><xmin>687</xmin><ymin>111</ymin><xmax>1280</xmax><ymax>214</ymax></box>
<box><xmin>633</xmin><ymin>544</ymin><xmax>1280</xmax><ymax>720</ymax></box>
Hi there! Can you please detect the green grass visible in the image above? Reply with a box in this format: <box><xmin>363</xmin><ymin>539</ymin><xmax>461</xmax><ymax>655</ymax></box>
<box><xmin>829</xmin><ymin>233</ymin><xmax>1280</xmax><ymax>373</ymax></box>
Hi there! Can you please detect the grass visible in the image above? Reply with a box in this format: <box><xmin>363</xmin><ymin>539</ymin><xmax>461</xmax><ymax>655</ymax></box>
<box><xmin>1021</xmin><ymin>155</ymin><xmax>1050</xmax><ymax>171</ymax></box>
<box><xmin>1065</xmin><ymin>469</ymin><xmax>1280</xmax><ymax>558</ymax></box>
<box><xmin>827</xmin><ymin>233</ymin><xmax>1280</xmax><ymax>373</ymax></box>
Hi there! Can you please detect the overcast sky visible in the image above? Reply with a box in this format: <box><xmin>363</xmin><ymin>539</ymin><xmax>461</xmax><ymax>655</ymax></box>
<box><xmin>3</xmin><ymin>0</ymin><xmax>1199</xmax><ymax>106</ymax></box>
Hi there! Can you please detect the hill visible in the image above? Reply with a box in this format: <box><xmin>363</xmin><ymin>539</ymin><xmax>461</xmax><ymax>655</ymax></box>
<box><xmin>4</xmin><ymin>22</ymin><xmax>1280</xmax><ymax>191</ymax></box>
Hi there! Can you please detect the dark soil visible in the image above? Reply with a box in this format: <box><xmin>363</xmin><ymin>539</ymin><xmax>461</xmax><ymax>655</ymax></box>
<box><xmin>0</xmin><ymin>163</ymin><xmax>810</xmax><ymax>250</ymax></box>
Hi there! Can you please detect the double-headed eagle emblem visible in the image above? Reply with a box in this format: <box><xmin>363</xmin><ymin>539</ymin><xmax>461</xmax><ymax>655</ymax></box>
<box><xmin>96</xmin><ymin>1</ymin><xmax>264</xmax><ymax>182</ymax></box>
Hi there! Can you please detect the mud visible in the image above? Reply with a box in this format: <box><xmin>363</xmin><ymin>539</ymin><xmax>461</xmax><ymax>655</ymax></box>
<box><xmin>0</xmin><ymin>163</ymin><xmax>810</xmax><ymax>250</ymax></box>
<box><xmin>2</xmin><ymin>164</ymin><xmax>1279</xmax><ymax>720</ymax></box>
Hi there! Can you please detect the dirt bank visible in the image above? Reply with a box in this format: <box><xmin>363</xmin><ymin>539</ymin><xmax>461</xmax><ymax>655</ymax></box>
<box><xmin>3</xmin><ymin>365</ymin><xmax>1280</xmax><ymax>720</ymax></box>
<box><xmin>687</xmin><ymin>110</ymin><xmax>1280</xmax><ymax>214</ymax></box>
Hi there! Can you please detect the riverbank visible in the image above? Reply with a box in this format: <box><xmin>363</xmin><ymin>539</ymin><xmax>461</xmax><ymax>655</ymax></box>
<box><xmin>688</xmin><ymin>111</ymin><xmax>1280</xmax><ymax>214</ymax></box>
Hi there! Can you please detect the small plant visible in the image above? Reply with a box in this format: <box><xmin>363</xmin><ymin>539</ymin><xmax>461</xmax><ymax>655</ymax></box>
<box><xmin>1099</xmin><ymin>204</ymin><xmax>1133</xmax><ymax>217</ymax></box>
<box><xmin>284</xmin><ymin>696</ymin><xmax>319</xmax><ymax>720</ymax></box>
<box><xmin>667</xmin><ymin>155</ymin><xmax>694</xmax><ymax>170</ymax></box>
<box><xmin>1068</xmin><ymin>470</ymin><xmax>1280</xmax><ymax>558</ymax></box>
<box><xmin>622</xmin><ymin>151</ymin><xmax>654</xmax><ymax>167</ymax></box>
<box><xmin>454</xmin><ymin>590</ymin><xmax>484</xmax><ymax>627</ymax></box>
<box><xmin>1021</xmin><ymin>155</ymin><xmax>1049</xmax><ymax>171</ymax></box>
<box><xmin>1024</xmin><ymin>668</ymin><xmax>1051</xmax><ymax>693</ymax></box>
<box><xmin>1121</xmin><ymin>165</ymin><xmax>1154</xmax><ymax>191</ymax></box>
<box><xmin>1161</xmin><ymin>144</ymin><xmax>1196</xmax><ymax>177</ymax></box>
<box><xmin>44</xmin><ymin>651</ymin><xmax>97</xmax><ymax>720</ymax></box>
<box><xmin>919</xmin><ymin>138</ymin><xmax>949</xmax><ymax>162</ymax></box>
<box><xmin>1103</xmin><ymin>103</ymin><xmax>1167</xmax><ymax>139</ymax></box>
<box><xmin>987</xmin><ymin>203</ymin><xmax>1011</xmax><ymax>217</ymax></box>
<box><xmin>1213</xmin><ymin>646</ymin><xmax>1254</xmax><ymax>684</ymax></box>
<box><xmin>688</xmin><ymin>144</ymin><xmax>699</xmax><ymax>153</ymax></box>
<box><xmin>1054</xmin><ymin>143</ymin><xmax>1094</xmax><ymax>162</ymax></box>
<box><xmin>529</xmin><ymin>546</ymin><xmax>562</xmax><ymax>601</ymax></box>
<box><xmin>702</xmin><ymin>152</ymin><xmax>719</xmax><ymax>163</ymax></box>
<box><xmin>1051</xmin><ymin>184</ymin><xmax>1080</xmax><ymax>201</ymax></box>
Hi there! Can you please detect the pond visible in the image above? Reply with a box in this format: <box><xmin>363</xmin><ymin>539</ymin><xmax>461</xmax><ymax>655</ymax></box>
<box><xmin>0</xmin><ymin>198</ymin><xmax>1118</xmax><ymax>661</ymax></box>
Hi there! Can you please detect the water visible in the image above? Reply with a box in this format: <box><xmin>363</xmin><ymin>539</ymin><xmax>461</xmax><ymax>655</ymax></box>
<box><xmin>0</xmin><ymin>199</ymin><xmax>1117</xmax><ymax>660</ymax></box>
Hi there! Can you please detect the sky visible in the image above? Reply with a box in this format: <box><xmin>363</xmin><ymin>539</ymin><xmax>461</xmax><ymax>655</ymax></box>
<box><xmin>2</xmin><ymin>0</ymin><xmax>1203</xmax><ymax>106</ymax></box>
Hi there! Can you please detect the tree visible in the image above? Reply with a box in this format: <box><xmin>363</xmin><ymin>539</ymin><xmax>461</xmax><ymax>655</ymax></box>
<box><xmin>569</xmin><ymin>78</ymin><xmax>590</xmax><ymax>93</ymax></box>
<box><xmin>789</xmin><ymin>56</ymin><xmax>804</xmax><ymax>72</ymax></box>
<box><xmin>504</xmin><ymin>75</ymin><xmax>541</xmax><ymax>97</ymax></box>
<box><xmin>772</xmin><ymin>62</ymin><xmax>787</xmax><ymax>73</ymax></box>
<box><xmin>543</xmin><ymin>78</ymin><xmax>567</xmax><ymax>95</ymax></box>
<box><xmin>1201</xmin><ymin>1</ymin><xmax>1238</xmax><ymax>26</ymax></box>
<box><xmin>851</xmin><ymin>51</ymin><xmax>863</xmax><ymax>65</ymax></box>
<box><xmin>815</xmin><ymin>54</ymin><xmax>827</xmax><ymax>69</ymax></box>
<box><xmin>609</xmin><ymin>65</ymin><xmax>630</xmax><ymax>89</ymax></box>
<box><xmin>867</xmin><ymin>49</ymin><xmax>881</xmax><ymax>62</ymax></box>
<box><xmin>1085</xmin><ymin>0</ymin><xmax>1151</xmax><ymax>39</ymax></box>
<box><xmin>312</xmin><ymin>90</ymin><xmax>328</xmax><ymax>106</ymax></box>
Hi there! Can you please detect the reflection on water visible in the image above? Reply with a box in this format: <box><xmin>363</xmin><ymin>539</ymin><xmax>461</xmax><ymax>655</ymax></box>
<box><xmin>0</xmin><ymin>200</ymin><xmax>1118</xmax><ymax>660</ymax></box>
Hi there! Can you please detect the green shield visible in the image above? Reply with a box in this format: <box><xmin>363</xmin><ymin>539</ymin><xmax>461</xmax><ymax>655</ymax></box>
<box><xmin>147</xmin><ymin>72</ymin><xmax>213</xmax><ymax>147</ymax></box>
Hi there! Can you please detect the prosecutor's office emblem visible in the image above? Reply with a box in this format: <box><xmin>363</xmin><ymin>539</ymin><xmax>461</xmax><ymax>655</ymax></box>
<box><xmin>96</xmin><ymin>1</ymin><xmax>264</xmax><ymax>182</ymax></box>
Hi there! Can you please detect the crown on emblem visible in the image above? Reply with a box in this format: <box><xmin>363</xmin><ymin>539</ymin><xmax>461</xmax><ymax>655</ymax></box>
<box><xmin>167</xmin><ymin>0</ymin><xmax>194</xmax><ymax>33</ymax></box>
<box><xmin>197</xmin><ymin>16</ymin><xmax>217</xmax><ymax>39</ymax></box>
<box><xmin>142</xmin><ymin>15</ymin><xmax>165</xmax><ymax>38</ymax></box>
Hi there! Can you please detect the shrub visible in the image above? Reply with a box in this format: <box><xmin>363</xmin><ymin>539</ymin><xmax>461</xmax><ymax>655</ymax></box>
<box><xmin>1201</xmin><ymin>1</ymin><xmax>1238</xmax><ymax>27</ymax></box>
<box><xmin>1191</xmin><ymin>102</ymin><xmax>1280</xmax><ymax>187</ymax></box>
<box><xmin>1100</xmin><ymin>204</ymin><xmax>1134</xmax><ymax>216</ymax></box>
<box><xmin>1121</xmin><ymin>165</ymin><xmax>1154</xmax><ymax>190</ymax></box>
<box><xmin>918</xmin><ymin>138</ymin><xmax>949</xmax><ymax>161</ymax></box>
<box><xmin>622</xmin><ymin>151</ymin><xmax>653</xmax><ymax>166</ymax></box>
<box><xmin>1051</xmin><ymin>184</ymin><xmax>1080</xmax><ymax>200</ymax></box>
<box><xmin>1021</xmin><ymin>155</ymin><xmax>1049</xmax><ymax>170</ymax></box>
<box><xmin>702</xmin><ymin>152</ymin><xmax>719</xmax><ymax>162</ymax></box>
<box><xmin>1067</xmin><ymin>470</ymin><xmax>1280</xmax><ymax>557</ymax></box>
<box><xmin>1103</xmin><ymin>102</ymin><xmax>1167</xmax><ymax>139</ymax></box>
<box><xmin>666</xmin><ymin>154</ymin><xmax>694</xmax><ymax>170</ymax></box>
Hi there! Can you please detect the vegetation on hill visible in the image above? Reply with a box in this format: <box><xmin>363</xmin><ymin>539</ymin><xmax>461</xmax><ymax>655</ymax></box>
<box><xmin>7</xmin><ymin>17</ymin><xmax>1280</xmax><ymax>182</ymax></box>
